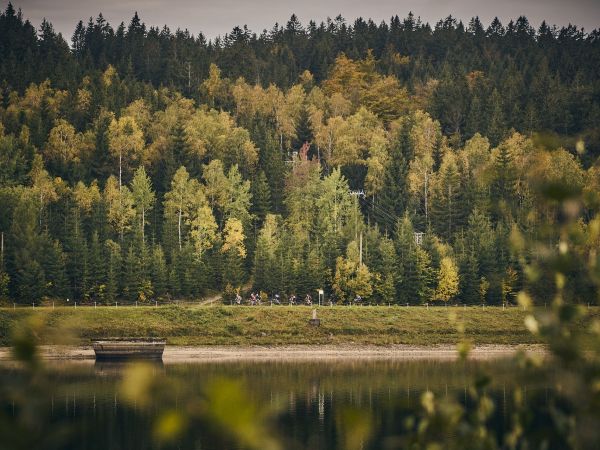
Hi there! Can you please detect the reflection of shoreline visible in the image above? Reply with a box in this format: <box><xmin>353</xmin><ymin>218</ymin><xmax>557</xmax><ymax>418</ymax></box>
<box><xmin>0</xmin><ymin>344</ymin><xmax>546</xmax><ymax>363</ymax></box>
<box><xmin>94</xmin><ymin>360</ymin><xmax>165</xmax><ymax>376</ymax></box>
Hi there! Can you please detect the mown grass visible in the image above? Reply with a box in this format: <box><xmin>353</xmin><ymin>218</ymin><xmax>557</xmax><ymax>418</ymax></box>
<box><xmin>1</xmin><ymin>305</ymin><xmax>597</xmax><ymax>346</ymax></box>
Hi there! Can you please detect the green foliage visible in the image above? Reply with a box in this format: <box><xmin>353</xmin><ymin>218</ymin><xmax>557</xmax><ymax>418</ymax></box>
<box><xmin>1</xmin><ymin>8</ymin><xmax>600</xmax><ymax>448</ymax></box>
<box><xmin>0</xmin><ymin>6</ymin><xmax>598</xmax><ymax>306</ymax></box>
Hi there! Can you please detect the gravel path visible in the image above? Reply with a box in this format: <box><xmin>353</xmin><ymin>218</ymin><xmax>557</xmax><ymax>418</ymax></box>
<box><xmin>0</xmin><ymin>344</ymin><xmax>545</xmax><ymax>362</ymax></box>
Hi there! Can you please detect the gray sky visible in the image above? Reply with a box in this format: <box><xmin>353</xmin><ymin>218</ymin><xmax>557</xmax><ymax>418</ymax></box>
<box><xmin>6</xmin><ymin>0</ymin><xmax>600</xmax><ymax>41</ymax></box>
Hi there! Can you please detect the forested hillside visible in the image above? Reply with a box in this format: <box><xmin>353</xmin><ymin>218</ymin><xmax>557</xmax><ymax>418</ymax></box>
<box><xmin>0</xmin><ymin>3</ymin><xmax>599</xmax><ymax>304</ymax></box>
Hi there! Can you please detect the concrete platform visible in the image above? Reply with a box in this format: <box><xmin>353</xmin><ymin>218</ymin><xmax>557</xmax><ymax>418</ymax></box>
<box><xmin>92</xmin><ymin>338</ymin><xmax>165</xmax><ymax>360</ymax></box>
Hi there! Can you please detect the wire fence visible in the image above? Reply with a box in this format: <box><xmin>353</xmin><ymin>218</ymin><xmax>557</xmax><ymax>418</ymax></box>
<box><xmin>2</xmin><ymin>300</ymin><xmax>590</xmax><ymax>310</ymax></box>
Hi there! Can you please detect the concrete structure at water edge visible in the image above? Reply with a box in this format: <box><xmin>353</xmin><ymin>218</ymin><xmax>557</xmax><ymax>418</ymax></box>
<box><xmin>92</xmin><ymin>338</ymin><xmax>165</xmax><ymax>360</ymax></box>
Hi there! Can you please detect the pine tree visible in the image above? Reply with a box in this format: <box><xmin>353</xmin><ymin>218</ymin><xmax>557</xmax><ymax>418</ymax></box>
<box><xmin>41</xmin><ymin>236</ymin><xmax>68</xmax><ymax>299</ymax></box>
<box><xmin>291</xmin><ymin>106</ymin><xmax>313</xmax><ymax>152</ymax></box>
<box><xmin>122</xmin><ymin>245</ymin><xmax>141</xmax><ymax>301</ymax></box>
<box><xmin>376</xmin><ymin>125</ymin><xmax>410</xmax><ymax>231</ymax></box>
<box><xmin>251</xmin><ymin>170</ymin><xmax>271</xmax><ymax>225</ymax></box>
<box><xmin>486</xmin><ymin>89</ymin><xmax>506</xmax><ymax>146</ymax></box>
<box><xmin>151</xmin><ymin>245</ymin><xmax>168</xmax><ymax>298</ymax></box>
<box><xmin>372</xmin><ymin>236</ymin><xmax>397</xmax><ymax>303</ymax></box>
<box><xmin>465</xmin><ymin>93</ymin><xmax>484</xmax><ymax>138</ymax></box>
<box><xmin>253</xmin><ymin>215</ymin><xmax>279</xmax><ymax>293</ymax></box>
<box><xmin>431</xmin><ymin>151</ymin><xmax>463</xmax><ymax>239</ymax></box>
<box><xmin>459</xmin><ymin>251</ymin><xmax>480</xmax><ymax>304</ymax></box>
<box><xmin>465</xmin><ymin>208</ymin><xmax>495</xmax><ymax>273</ymax></box>
<box><xmin>16</xmin><ymin>258</ymin><xmax>45</xmax><ymax>301</ymax></box>
<box><xmin>260</xmin><ymin>130</ymin><xmax>286</xmax><ymax>213</ymax></box>
<box><xmin>304</xmin><ymin>246</ymin><xmax>327</xmax><ymax>297</ymax></box>
<box><xmin>394</xmin><ymin>214</ymin><xmax>417</xmax><ymax>304</ymax></box>
<box><xmin>168</xmin><ymin>249</ymin><xmax>182</xmax><ymax>298</ymax></box>
<box><xmin>173</xmin><ymin>244</ymin><xmax>196</xmax><ymax>297</ymax></box>
<box><xmin>490</xmin><ymin>138</ymin><xmax>517</xmax><ymax>218</ymax></box>
<box><xmin>87</xmin><ymin>231</ymin><xmax>105</xmax><ymax>300</ymax></box>
<box><xmin>414</xmin><ymin>246</ymin><xmax>435</xmax><ymax>304</ymax></box>
<box><xmin>105</xmin><ymin>239</ymin><xmax>121</xmax><ymax>303</ymax></box>
<box><xmin>65</xmin><ymin>228</ymin><xmax>88</xmax><ymax>300</ymax></box>
<box><xmin>222</xmin><ymin>248</ymin><xmax>245</xmax><ymax>291</ymax></box>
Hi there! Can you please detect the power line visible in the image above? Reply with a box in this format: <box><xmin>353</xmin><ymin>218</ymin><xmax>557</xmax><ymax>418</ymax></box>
<box><xmin>358</xmin><ymin>195</ymin><xmax>400</xmax><ymax>230</ymax></box>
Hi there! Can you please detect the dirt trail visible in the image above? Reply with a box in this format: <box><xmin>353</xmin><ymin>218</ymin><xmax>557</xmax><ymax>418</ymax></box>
<box><xmin>0</xmin><ymin>344</ymin><xmax>545</xmax><ymax>363</ymax></box>
<box><xmin>197</xmin><ymin>281</ymin><xmax>253</xmax><ymax>305</ymax></box>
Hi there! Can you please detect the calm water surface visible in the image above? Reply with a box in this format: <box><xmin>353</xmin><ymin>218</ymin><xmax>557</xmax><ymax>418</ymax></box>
<box><xmin>1</xmin><ymin>358</ymin><xmax>549</xmax><ymax>450</ymax></box>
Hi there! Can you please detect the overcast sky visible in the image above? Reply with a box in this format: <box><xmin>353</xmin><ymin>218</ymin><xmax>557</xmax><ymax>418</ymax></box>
<box><xmin>6</xmin><ymin>0</ymin><xmax>600</xmax><ymax>41</ymax></box>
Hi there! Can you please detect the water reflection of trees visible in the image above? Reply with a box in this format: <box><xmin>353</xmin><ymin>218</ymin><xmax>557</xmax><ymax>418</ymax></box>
<box><xmin>2</xmin><ymin>180</ymin><xmax>600</xmax><ymax>449</ymax></box>
<box><xmin>0</xmin><ymin>358</ymin><xmax>547</xmax><ymax>450</ymax></box>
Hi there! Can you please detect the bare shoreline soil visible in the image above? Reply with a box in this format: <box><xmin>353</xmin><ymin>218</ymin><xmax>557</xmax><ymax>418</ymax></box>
<box><xmin>0</xmin><ymin>344</ymin><xmax>545</xmax><ymax>363</ymax></box>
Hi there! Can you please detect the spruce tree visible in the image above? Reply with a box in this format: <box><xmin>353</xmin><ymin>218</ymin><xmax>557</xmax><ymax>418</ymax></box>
<box><xmin>151</xmin><ymin>245</ymin><xmax>168</xmax><ymax>298</ymax></box>
<box><xmin>414</xmin><ymin>246</ymin><xmax>435</xmax><ymax>304</ymax></box>
<box><xmin>105</xmin><ymin>239</ymin><xmax>121</xmax><ymax>303</ymax></box>
<box><xmin>41</xmin><ymin>237</ymin><xmax>68</xmax><ymax>299</ymax></box>
<box><xmin>394</xmin><ymin>214</ymin><xmax>418</xmax><ymax>304</ymax></box>
<box><xmin>431</xmin><ymin>152</ymin><xmax>463</xmax><ymax>240</ymax></box>
<box><xmin>87</xmin><ymin>231</ymin><xmax>105</xmax><ymax>300</ymax></box>
<box><xmin>66</xmin><ymin>232</ymin><xmax>88</xmax><ymax>300</ymax></box>
<box><xmin>250</xmin><ymin>170</ymin><xmax>271</xmax><ymax>225</ymax></box>
<box><xmin>376</xmin><ymin>127</ymin><xmax>410</xmax><ymax>231</ymax></box>
<box><xmin>122</xmin><ymin>245</ymin><xmax>141</xmax><ymax>301</ymax></box>
<box><xmin>459</xmin><ymin>251</ymin><xmax>480</xmax><ymax>304</ymax></box>
<box><xmin>486</xmin><ymin>89</ymin><xmax>506</xmax><ymax>146</ymax></box>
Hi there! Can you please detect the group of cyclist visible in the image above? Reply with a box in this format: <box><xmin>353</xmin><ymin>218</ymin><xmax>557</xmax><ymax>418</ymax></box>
<box><xmin>234</xmin><ymin>292</ymin><xmax>314</xmax><ymax>306</ymax></box>
<box><xmin>233</xmin><ymin>291</ymin><xmax>365</xmax><ymax>306</ymax></box>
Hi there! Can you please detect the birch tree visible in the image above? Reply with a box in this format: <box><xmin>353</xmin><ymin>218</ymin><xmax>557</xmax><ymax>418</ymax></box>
<box><xmin>435</xmin><ymin>256</ymin><xmax>459</xmax><ymax>303</ymax></box>
<box><xmin>407</xmin><ymin>111</ymin><xmax>441</xmax><ymax>226</ymax></box>
<box><xmin>164</xmin><ymin>166</ymin><xmax>202</xmax><ymax>250</ymax></box>
<box><xmin>130</xmin><ymin>166</ymin><xmax>155</xmax><ymax>242</ymax></box>
<box><xmin>108</xmin><ymin>115</ymin><xmax>145</xmax><ymax>189</ymax></box>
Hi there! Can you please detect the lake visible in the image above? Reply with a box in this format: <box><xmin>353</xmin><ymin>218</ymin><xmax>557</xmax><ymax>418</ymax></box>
<box><xmin>0</xmin><ymin>356</ymin><xmax>554</xmax><ymax>450</ymax></box>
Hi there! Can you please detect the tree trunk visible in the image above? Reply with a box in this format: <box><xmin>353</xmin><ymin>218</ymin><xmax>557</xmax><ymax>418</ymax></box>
<box><xmin>119</xmin><ymin>150</ymin><xmax>122</xmax><ymax>191</ymax></box>
<box><xmin>424</xmin><ymin>172</ymin><xmax>429</xmax><ymax>227</ymax></box>
<box><xmin>142</xmin><ymin>208</ymin><xmax>145</xmax><ymax>243</ymax></box>
<box><xmin>178</xmin><ymin>208</ymin><xmax>182</xmax><ymax>250</ymax></box>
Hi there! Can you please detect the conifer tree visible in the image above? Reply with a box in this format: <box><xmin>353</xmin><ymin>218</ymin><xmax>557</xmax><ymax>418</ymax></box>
<box><xmin>151</xmin><ymin>245</ymin><xmax>168</xmax><ymax>298</ymax></box>
<box><xmin>122</xmin><ymin>245</ymin><xmax>141</xmax><ymax>301</ymax></box>
<box><xmin>431</xmin><ymin>150</ymin><xmax>463</xmax><ymax>239</ymax></box>
<box><xmin>253</xmin><ymin>214</ymin><xmax>279</xmax><ymax>293</ymax></box>
<box><xmin>394</xmin><ymin>214</ymin><xmax>417</xmax><ymax>304</ymax></box>
<box><xmin>86</xmin><ymin>231</ymin><xmax>105</xmax><ymax>300</ymax></box>
<box><xmin>486</xmin><ymin>89</ymin><xmax>506</xmax><ymax>146</ymax></box>
<box><xmin>459</xmin><ymin>251</ymin><xmax>480</xmax><ymax>304</ymax></box>
<box><xmin>41</xmin><ymin>237</ymin><xmax>68</xmax><ymax>299</ymax></box>
<box><xmin>372</xmin><ymin>236</ymin><xmax>397</xmax><ymax>303</ymax></box>
<box><xmin>251</xmin><ymin>170</ymin><xmax>271</xmax><ymax>225</ymax></box>
<box><xmin>414</xmin><ymin>246</ymin><xmax>435</xmax><ymax>304</ymax></box>
<box><xmin>105</xmin><ymin>239</ymin><xmax>121</xmax><ymax>303</ymax></box>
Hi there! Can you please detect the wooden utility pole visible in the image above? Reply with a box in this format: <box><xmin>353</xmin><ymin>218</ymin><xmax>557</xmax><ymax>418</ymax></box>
<box><xmin>349</xmin><ymin>190</ymin><xmax>365</xmax><ymax>267</ymax></box>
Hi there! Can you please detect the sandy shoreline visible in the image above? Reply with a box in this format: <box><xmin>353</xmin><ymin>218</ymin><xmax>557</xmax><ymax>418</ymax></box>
<box><xmin>0</xmin><ymin>344</ymin><xmax>545</xmax><ymax>362</ymax></box>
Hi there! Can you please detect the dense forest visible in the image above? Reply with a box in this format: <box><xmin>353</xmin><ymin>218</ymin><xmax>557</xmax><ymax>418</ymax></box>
<box><xmin>0</xmin><ymin>3</ymin><xmax>599</xmax><ymax>304</ymax></box>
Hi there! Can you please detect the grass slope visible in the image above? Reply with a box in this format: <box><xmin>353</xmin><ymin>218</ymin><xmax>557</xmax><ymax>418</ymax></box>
<box><xmin>2</xmin><ymin>305</ymin><xmax>589</xmax><ymax>346</ymax></box>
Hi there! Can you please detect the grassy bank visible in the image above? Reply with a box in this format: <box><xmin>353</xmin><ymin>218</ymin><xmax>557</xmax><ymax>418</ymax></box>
<box><xmin>3</xmin><ymin>305</ymin><xmax>593</xmax><ymax>347</ymax></box>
